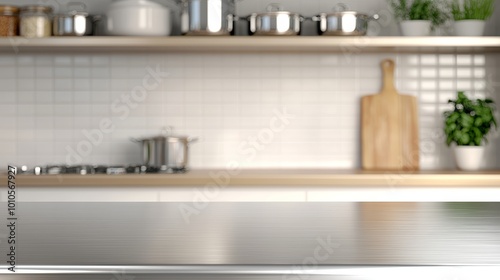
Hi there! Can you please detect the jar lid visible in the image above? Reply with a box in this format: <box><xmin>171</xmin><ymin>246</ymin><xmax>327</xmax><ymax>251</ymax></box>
<box><xmin>20</xmin><ymin>5</ymin><xmax>53</xmax><ymax>13</ymax></box>
<box><xmin>0</xmin><ymin>5</ymin><xmax>20</xmax><ymax>15</ymax></box>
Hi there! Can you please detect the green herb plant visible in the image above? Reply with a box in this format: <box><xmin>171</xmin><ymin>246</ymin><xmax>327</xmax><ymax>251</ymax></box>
<box><xmin>389</xmin><ymin>0</ymin><xmax>450</xmax><ymax>29</ymax></box>
<box><xmin>451</xmin><ymin>0</ymin><xmax>495</xmax><ymax>20</ymax></box>
<box><xmin>443</xmin><ymin>91</ymin><xmax>497</xmax><ymax>146</ymax></box>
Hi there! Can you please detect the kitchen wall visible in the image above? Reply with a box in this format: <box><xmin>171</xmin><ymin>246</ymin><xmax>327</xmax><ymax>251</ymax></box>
<box><xmin>0</xmin><ymin>0</ymin><xmax>499</xmax><ymax>170</ymax></box>
<box><xmin>1</xmin><ymin>52</ymin><xmax>499</xmax><ymax>170</ymax></box>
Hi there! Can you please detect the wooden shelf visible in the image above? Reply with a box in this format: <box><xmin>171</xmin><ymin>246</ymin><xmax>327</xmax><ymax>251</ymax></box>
<box><xmin>3</xmin><ymin>169</ymin><xmax>500</xmax><ymax>187</ymax></box>
<box><xmin>1</xmin><ymin>36</ymin><xmax>500</xmax><ymax>53</ymax></box>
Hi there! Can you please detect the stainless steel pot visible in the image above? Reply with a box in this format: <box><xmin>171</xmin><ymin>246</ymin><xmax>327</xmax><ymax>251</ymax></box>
<box><xmin>181</xmin><ymin>0</ymin><xmax>236</xmax><ymax>36</ymax></box>
<box><xmin>53</xmin><ymin>2</ymin><xmax>95</xmax><ymax>36</ymax></box>
<box><xmin>248</xmin><ymin>4</ymin><xmax>303</xmax><ymax>36</ymax></box>
<box><xmin>131</xmin><ymin>128</ymin><xmax>198</xmax><ymax>170</ymax></box>
<box><xmin>312</xmin><ymin>3</ymin><xmax>379</xmax><ymax>36</ymax></box>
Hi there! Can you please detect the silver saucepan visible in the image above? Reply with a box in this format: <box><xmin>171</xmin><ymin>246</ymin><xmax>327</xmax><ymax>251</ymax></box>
<box><xmin>131</xmin><ymin>128</ymin><xmax>198</xmax><ymax>171</ymax></box>
<box><xmin>181</xmin><ymin>0</ymin><xmax>236</xmax><ymax>36</ymax></box>
<box><xmin>247</xmin><ymin>4</ymin><xmax>304</xmax><ymax>36</ymax></box>
<box><xmin>53</xmin><ymin>2</ymin><xmax>96</xmax><ymax>36</ymax></box>
<box><xmin>312</xmin><ymin>3</ymin><xmax>379</xmax><ymax>36</ymax></box>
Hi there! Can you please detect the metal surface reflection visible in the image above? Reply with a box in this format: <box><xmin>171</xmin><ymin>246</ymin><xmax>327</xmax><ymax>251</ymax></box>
<box><xmin>0</xmin><ymin>202</ymin><xmax>498</xmax><ymax>278</ymax></box>
<box><xmin>341</xmin><ymin>14</ymin><xmax>356</xmax><ymax>32</ymax></box>
<box><xmin>207</xmin><ymin>0</ymin><xmax>222</xmax><ymax>32</ymax></box>
<box><xmin>276</xmin><ymin>14</ymin><xmax>290</xmax><ymax>33</ymax></box>
<box><xmin>2</xmin><ymin>265</ymin><xmax>500</xmax><ymax>279</ymax></box>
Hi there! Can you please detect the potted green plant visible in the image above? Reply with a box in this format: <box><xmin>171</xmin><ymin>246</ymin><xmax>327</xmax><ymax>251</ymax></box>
<box><xmin>389</xmin><ymin>0</ymin><xmax>450</xmax><ymax>36</ymax></box>
<box><xmin>451</xmin><ymin>0</ymin><xmax>495</xmax><ymax>36</ymax></box>
<box><xmin>443</xmin><ymin>91</ymin><xmax>497</xmax><ymax>170</ymax></box>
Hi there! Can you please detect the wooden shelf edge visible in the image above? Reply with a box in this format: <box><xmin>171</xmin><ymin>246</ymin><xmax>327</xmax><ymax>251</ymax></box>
<box><xmin>3</xmin><ymin>169</ymin><xmax>500</xmax><ymax>187</ymax></box>
<box><xmin>0</xmin><ymin>36</ymin><xmax>499</xmax><ymax>53</ymax></box>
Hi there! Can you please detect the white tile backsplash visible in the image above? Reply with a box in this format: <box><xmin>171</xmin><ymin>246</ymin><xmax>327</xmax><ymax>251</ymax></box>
<box><xmin>1</xmin><ymin>53</ymin><xmax>499</xmax><ymax>170</ymax></box>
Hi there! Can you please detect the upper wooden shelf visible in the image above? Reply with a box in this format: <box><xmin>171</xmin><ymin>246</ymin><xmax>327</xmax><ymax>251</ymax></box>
<box><xmin>1</xmin><ymin>36</ymin><xmax>500</xmax><ymax>53</ymax></box>
<box><xmin>3</xmin><ymin>169</ymin><xmax>500</xmax><ymax>187</ymax></box>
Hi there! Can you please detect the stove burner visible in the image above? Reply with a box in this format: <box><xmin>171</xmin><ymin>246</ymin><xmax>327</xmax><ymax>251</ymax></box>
<box><xmin>66</xmin><ymin>165</ymin><xmax>94</xmax><ymax>175</ymax></box>
<box><xmin>93</xmin><ymin>165</ymin><xmax>108</xmax><ymax>174</ymax></box>
<box><xmin>16</xmin><ymin>165</ymin><xmax>187</xmax><ymax>175</ymax></box>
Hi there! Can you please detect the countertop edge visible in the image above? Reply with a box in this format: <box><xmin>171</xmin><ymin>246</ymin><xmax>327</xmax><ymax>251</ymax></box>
<box><xmin>3</xmin><ymin>169</ymin><xmax>500</xmax><ymax>187</ymax></box>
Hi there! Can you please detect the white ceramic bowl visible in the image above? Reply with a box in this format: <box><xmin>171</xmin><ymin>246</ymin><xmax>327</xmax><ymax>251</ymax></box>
<box><xmin>106</xmin><ymin>0</ymin><xmax>171</xmax><ymax>36</ymax></box>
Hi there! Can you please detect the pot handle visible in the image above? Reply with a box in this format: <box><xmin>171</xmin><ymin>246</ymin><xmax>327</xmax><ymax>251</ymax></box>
<box><xmin>161</xmin><ymin>126</ymin><xmax>173</xmax><ymax>136</ymax></box>
<box><xmin>332</xmin><ymin>3</ymin><xmax>348</xmax><ymax>12</ymax></box>
<box><xmin>188</xmin><ymin>137</ymin><xmax>199</xmax><ymax>143</ymax></box>
<box><xmin>144</xmin><ymin>141</ymin><xmax>151</xmax><ymax>166</ymax></box>
<box><xmin>309</xmin><ymin>15</ymin><xmax>322</xmax><ymax>22</ymax></box>
<box><xmin>130</xmin><ymin>137</ymin><xmax>141</xmax><ymax>143</ymax></box>
<box><xmin>266</xmin><ymin>3</ymin><xmax>284</xmax><ymax>12</ymax></box>
<box><xmin>66</xmin><ymin>2</ymin><xmax>88</xmax><ymax>14</ymax></box>
<box><xmin>92</xmin><ymin>15</ymin><xmax>102</xmax><ymax>22</ymax></box>
<box><xmin>370</xmin><ymin>14</ymin><xmax>380</xmax><ymax>21</ymax></box>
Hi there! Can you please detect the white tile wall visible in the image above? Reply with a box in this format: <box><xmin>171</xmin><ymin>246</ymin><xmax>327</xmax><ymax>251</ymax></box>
<box><xmin>1</xmin><ymin>53</ymin><xmax>499</xmax><ymax>170</ymax></box>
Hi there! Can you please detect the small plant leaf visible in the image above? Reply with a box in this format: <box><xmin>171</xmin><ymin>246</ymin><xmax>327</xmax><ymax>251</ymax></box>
<box><xmin>474</xmin><ymin>117</ymin><xmax>483</xmax><ymax>126</ymax></box>
<box><xmin>460</xmin><ymin>133</ymin><xmax>470</xmax><ymax>145</ymax></box>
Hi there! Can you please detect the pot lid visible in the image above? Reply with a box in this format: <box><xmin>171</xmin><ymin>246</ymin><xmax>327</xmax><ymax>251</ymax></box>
<box><xmin>54</xmin><ymin>11</ymin><xmax>89</xmax><ymax>17</ymax></box>
<box><xmin>320</xmin><ymin>3</ymin><xmax>370</xmax><ymax>18</ymax></box>
<box><xmin>0</xmin><ymin>5</ymin><xmax>19</xmax><ymax>15</ymax></box>
<box><xmin>139</xmin><ymin>127</ymin><xmax>195</xmax><ymax>142</ymax></box>
<box><xmin>57</xmin><ymin>2</ymin><xmax>89</xmax><ymax>17</ymax></box>
<box><xmin>147</xmin><ymin>135</ymin><xmax>191</xmax><ymax>141</ymax></box>
<box><xmin>20</xmin><ymin>5</ymin><xmax>53</xmax><ymax>13</ymax></box>
<box><xmin>110</xmin><ymin>0</ymin><xmax>168</xmax><ymax>10</ymax></box>
<box><xmin>253</xmin><ymin>4</ymin><xmax>300</xmax><ymax>17</ymax></box>
<box><xmin>322</xmin><ymin>10</ymin><xmax>369</xmax><ymax>17</ymax></box>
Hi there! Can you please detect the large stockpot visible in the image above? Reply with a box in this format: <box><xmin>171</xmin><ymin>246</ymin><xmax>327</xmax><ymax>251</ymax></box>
<box><xmin>53</xmin><ymin>2</ymin><xmax>95</xmax><ymax>36</ymax></box>
<box><xmin>312</xmin><ymin>4</ymin><xmax>379</xmax><ymax>36</ymax></box>
<box><xmin>131</xmin><ymin>130</ymin><xmax>198</xmax><ymax>170</ymax></box>
<box><xmin>181</xmin><ymin>0</ymin><xmax>235</xmax><ymax>36</ymax></box>
<box><xmin>248</xmin><ymin>4</ymin><xmax>303</xmax><ymax>36</ymax></box>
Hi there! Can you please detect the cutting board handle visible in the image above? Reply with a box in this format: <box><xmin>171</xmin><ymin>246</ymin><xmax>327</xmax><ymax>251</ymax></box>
<box><xmin>381</xmin><ymin>59</ymin><xmax>397</xmax><ymax>95</ymax></box>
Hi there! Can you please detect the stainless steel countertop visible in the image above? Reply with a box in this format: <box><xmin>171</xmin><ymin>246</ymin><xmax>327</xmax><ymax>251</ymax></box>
<box><xmin>1</xmin><ymin>202</ymin><xmax>499</xmax><ymax>277</ymax></box>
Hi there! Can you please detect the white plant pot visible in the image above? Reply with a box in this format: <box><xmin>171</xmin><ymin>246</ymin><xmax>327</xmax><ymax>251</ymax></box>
<box><xmin>454</xmin><ymin>20</ymin><xmax>486</xmax><ymax>36</ymax></box>
<box><xmin>453</xmin><ymin>146</ymin><xmax>485</xmax><ymax>171</ymax></box>
<box><xmin>400</xmin><ymin>20</ymin><xmax>431</xmax><ymax>36</ymax></box>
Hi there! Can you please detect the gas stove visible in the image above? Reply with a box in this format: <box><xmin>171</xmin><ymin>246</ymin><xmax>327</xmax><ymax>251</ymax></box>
<box><xmin>17</xmin><ymin>165</ymin><xmax>187</xmax><ymax>175</ymax></box>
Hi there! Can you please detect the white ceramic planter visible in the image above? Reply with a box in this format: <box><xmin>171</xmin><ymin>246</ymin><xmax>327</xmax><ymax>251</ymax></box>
<box><xmin>454</xmin><ymin>20</ymin><xmax>486</xmax><ymax>36</ymax></box>
<box><xmin>400</xmin><ymin>20</ymin><xmax>431</xmax><ymax>36</ymax></box>
<box><xmin>453</xmin><ymin>146</ymin><xmax>485</xmax><ymax>171</ymax></box>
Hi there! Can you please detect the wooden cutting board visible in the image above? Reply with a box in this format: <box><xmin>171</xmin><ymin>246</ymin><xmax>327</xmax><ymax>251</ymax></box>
<box><xmin>361</xmin><ymin>59</ymin><xmax>419</xmax><ymax>171</ymax></box>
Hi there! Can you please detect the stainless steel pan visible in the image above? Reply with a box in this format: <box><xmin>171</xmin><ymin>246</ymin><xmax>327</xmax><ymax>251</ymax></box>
<box><xmin>131</xmin><ymin>128</ymin><xmax>198</xmax><ymax>171</ymax></box>
<box><xmin>181</xmin><ymin>0</ymin><xmax>236</xmax><ymax>36</ymax></box>
<box><xmin>53</xmin><ymin>2</ymin><xmax>95</xmax><ymax>36</ymax></box>
<box><xmin>247</xmin><ymin>4</ymin><xmax>304</xmax><ymax>36</ymax></box>
<box><xmin>312</xmin><ymin>3</ymin><xmax>379</xmax><ymax>36</ymax></box>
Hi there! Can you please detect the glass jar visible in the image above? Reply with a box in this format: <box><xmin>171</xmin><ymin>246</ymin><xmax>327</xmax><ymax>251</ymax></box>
<box><xmin>0</xmin><ymin>6</ymin><xmax>19</xmax><ymax>36</ymax></box>
<box><xmin>20</xmin><ymin>5</ymin><xmax>52</xmax><ymax>38</ymax></box>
